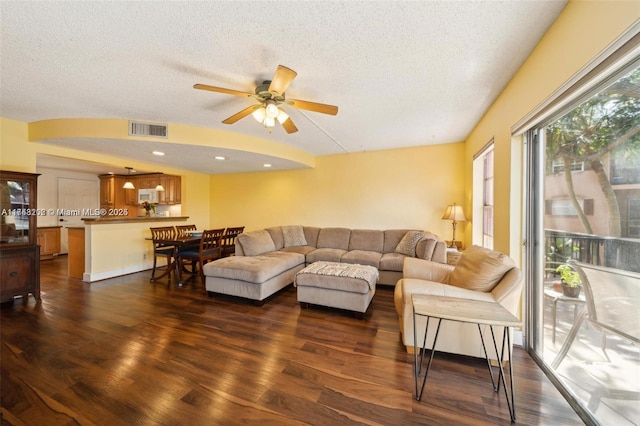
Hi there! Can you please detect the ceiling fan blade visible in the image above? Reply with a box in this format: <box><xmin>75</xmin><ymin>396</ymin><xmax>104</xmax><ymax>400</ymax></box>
<box><xmin>193</xmin><ymin>83</ymin><xmax>253</xmax><ymax>97</ymax></box>
<box><xmin>268</xmin><ymin>65</ymin><xmax>297</xmax><ymax>95</ymax></box>
<box><xmin>280</xmin><ymin>117</ymin><xmax>298</xmax><ymax>134</ymax></box>
<box><xmin>287</xmin><ymin>98</ymin><xmax>339</xmax><ymax>115</ymax></box>
<box><xmin>222</xmin><ymin>105</ymin><xmax>257</xmax><ymax>124</ymax></box>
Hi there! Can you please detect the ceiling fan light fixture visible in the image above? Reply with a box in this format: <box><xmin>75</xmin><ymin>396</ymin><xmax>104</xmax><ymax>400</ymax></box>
<box><xmin>263</xmin><ymin>116</ymin><xmax>276</xmax><ymax>128</ymax></box>
<box><xmin>252</xmin><ymin>107</ymin><xmax>266</xmax><ymax>123</ymax></box>
<box><xmin>276</xmin><ymin>108</ymin><xmax>289</xmax><ymax>124</ymax></box>
<box><xmin>265</xmin><ymin>101</ymin><xmax>279</xmax><ymax>119</ymax></box>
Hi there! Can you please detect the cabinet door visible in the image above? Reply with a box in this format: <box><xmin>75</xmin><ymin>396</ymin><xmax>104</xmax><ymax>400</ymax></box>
<box><xmin>99</xmin><ymin>176</ymin><xmax>115</xmax><ymax>206</ymax></box>
<box><xmin>37</xmin><ymin>228</ymin><xmax>61</xmax><ymax>258</ymax></box>
<box><xmin>162</xmin><ymin>176</ymin><xmax>181</xmax><ymax>204</ymax></box>
<box><xmin>172</xmin><ymin>176</ymin><xmax>181</xmax><ymax>204</ymax></box>
<box><xmin>124</xmin><ymin>186</ymin><xmax>137</xmax><ymax>206</ymax></box>
<box><xmin>0</xmin><ymin>246</ymin><xmax>40</xmax><ymax>303</ymax></box>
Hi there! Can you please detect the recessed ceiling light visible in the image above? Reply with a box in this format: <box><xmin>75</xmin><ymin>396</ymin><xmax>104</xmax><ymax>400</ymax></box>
<box><xmin>152</xmin><ymin>151</ymin><xmax>165</xmax><ymax>156</ymax></box>
<box><xmin>215</xmin><ymin>156</ymin><xmax>226</xmax><ymax>160</ymax></box>
<box><xmin>263</xmin><ymin>164</ymin><xmax>272</xmax><ymax>168</ymax></box>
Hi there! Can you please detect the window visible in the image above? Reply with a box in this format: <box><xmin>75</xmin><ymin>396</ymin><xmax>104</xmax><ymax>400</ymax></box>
<box><xmin>610</xmin><ymin>148</ymin><xmax>640</xmax><ymax>185</ymax></box>
<box><xmin>482</xmin><ymin>148</ymin><xmax>494</xmax><ymax>249</ymax></box>
<box><xmin>524</xmin><ymin>58</ymin><xmax>640</xmax><ymax>425</ymax></box>
<box><xmin>472</xmin><ymin>141</ymin><xmax>494</xmax><ymax>249</ymax></box>
<box><xmin>550</xmin><ymin>158</ymin><xmax>585</xmax><ymax>174</ymax></box>
<box><xmin>546</xmin><ymin>199</ymin><xmax>594</xmax><ymax>216</ymax></box>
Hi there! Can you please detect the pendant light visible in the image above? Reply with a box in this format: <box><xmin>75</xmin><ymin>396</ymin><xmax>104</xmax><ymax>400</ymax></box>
<box><xmin>155</xmin><ymin>174</ymin><xmax>165</xmax><ymax>192</ymax></box>
<box><xmin>123</xmin><ymin>167</ymin><xmax>135</xmax><ymax>189</ymax></box>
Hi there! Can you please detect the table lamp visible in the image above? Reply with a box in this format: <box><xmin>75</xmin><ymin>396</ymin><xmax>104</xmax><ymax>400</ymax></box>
<box><xmin>441</xmin><ymin>203</ymin><xmax>467</xmax><ymax>249</ymax></box>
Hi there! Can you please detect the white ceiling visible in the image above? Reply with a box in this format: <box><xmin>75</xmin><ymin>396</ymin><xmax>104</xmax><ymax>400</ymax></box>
<box><xmin>1</xmin><ymin>1</ymin><xmax>567</xmax><ymax>175</ymax></box>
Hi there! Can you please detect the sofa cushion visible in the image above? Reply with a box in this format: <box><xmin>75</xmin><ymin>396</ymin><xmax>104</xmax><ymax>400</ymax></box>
<box><xmin>416</xmin><ymin>234</ymin><xmax>437</xmax><ymax>259</ymax></box>
<box><xmin>282</xmin><ymin>225</ymin><xmax>308</xmax><ymax>247</ymax></box>
<box><xmin>379</xmin><ymin>252</ymin><xmax>407</xmax><ymax>272</ymax></box>
<box><xmin>382</xmin><ymin>230</ymin><xmax>407</xmax><ymax>253</ymax></box>
<box><xmin>348</xmin><ymin>229</ymin><xmax>384</xmax><ymax>252</ymax></box>
<box><xmin>265</xmin><ymin>227</ymin><xmax>285</xmax><ymax>250</ymax></box>
<box><xmin>203</xmin><ymin>251</ymin><xmax>304</xmax><ymax>284</ymax></box>
<box><xmin>306</xmin><ymin>248</ymin><xmax>347</xmax><ymax>263</ymax></box>
<box><xmin>303</xmin><ymin>226</ymin><xmax>321</xmax><ymax>247</ymax></box>
<box><xmin>316</xmin><ymin>227</ymin><xmax>351</xmax><ymax>250</ymax></box>
<box><xmin>395</xmin><ymin>230</ymin><xmax>424</xmax><ymax>257</ymax></box>
<box><xmin>279</xmin><ymin>246</ymin><xmax>317</xmax><ymax>256</ymax></box>
<box><xmin>237</xmin><ymin>230</ymin><xmax>276</xmax><ymax>256</ymax></box>
<box><xmin>448</xmin><ymin>245</ymin><xmax>516</xmax><ymax>292</ymax></box>
<box><xmin>340</xmin><ymin>250</ymin><xmax>382</xmax><ymax>268</ymax></box>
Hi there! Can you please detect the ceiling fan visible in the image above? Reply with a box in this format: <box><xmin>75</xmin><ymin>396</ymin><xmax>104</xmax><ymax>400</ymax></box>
<box><xmin>194</xmin><ymin>65</ymin><xmax>338</xmax><ymax>134</ymax></box>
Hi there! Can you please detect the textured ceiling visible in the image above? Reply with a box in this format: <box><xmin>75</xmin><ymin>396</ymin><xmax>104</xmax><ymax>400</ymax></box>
<box><xmin>1</xmin><ymin>1</ymin><xmax>567</xmax><ymax>174</ymax></box>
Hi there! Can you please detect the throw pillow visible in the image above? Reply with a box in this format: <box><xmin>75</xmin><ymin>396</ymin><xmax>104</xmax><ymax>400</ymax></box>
<box><xmin>282</xmin><ymin>225</ymin><xmax>307</xmax><ymax>247</ymax></box>
<box><xmin>448</xmin><ymin>245</ymin><xmax>515</xmax><ymax>292</ymax></box>
<box><xmin>394</xmin><ymin>230</ymin><xmax>424</xmax><ymax>257</ymax></box>
<box><xmin>237</xmin><ymin>230</ymin><xmax>276</xmax><ymax>256</ymax></box>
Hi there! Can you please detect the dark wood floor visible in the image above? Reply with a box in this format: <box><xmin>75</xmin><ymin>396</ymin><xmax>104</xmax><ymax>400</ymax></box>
<box><xmin>1</xmin><ymin>256</ymin><xmax>583</xmax><ymax>425</ymax></box>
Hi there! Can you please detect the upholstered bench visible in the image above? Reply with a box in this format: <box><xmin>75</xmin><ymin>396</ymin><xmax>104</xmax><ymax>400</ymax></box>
<box><xmin>294</xmin><ymin>261</ymin><xmax>379</xmax><ymax>318</ymax></box>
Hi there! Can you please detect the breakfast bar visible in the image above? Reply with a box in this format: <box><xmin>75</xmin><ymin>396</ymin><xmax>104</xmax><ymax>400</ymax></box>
<box><xmin>77</xmin><ymin>216</ymin><xmax>190</xmax><ymax>282</ymax></box>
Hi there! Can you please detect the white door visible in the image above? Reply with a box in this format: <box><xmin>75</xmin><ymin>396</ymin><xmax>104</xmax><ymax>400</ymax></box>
<box><xmin>57</xmin><ymin>177</ymin><xmax>99</xmax><ymax>253</ymax></box>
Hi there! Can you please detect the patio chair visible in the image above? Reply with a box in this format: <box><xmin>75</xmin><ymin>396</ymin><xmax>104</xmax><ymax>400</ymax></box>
<box><xmin>551</xmin><ymin>260</ymin><xmax>640</xmax><ymax>369</ymax></box>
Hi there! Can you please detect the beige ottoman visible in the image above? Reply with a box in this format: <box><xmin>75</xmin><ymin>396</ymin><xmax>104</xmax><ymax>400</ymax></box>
<box><xmin>294</xmin><ymin>261</ymin><xmax>379</xmax><ymax>318</ymax></box>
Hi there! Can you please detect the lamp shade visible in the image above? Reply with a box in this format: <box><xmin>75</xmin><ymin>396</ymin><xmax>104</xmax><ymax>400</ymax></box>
<box><xmin>123</xmin><ymin>166</ymin><xmax>135</xmax><ymax>189</ymax></box>
<box><xmin>441</xmin><ymin>204</ymin><xmax>467</xmax><ymax>222</ymax></box>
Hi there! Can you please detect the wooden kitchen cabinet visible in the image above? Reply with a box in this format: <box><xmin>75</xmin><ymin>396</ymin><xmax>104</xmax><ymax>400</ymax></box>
<box><xmin>99</xmin><ymin>175</ymin><xmax>135</xmax><ymax>217</ymax></box>
<box><xmin>0</xmin><ymin>170</ymin><xmax>41</xmax><ymax>303</ymax></box>
<box><xmin>37</xmin><ymin>226</ymin><xmax>61</xmax><ymax>260</ymax></box>
<box><xmin>99</xmin><ymin>175</ymin><xmax>115</xmax><ymax>207</ymax></box>
<box><xmin>99</xmin><ymin>173</ymin><xmax>181</xmax><ymax>213</ymax></box>
<box><xmin>158</xmin><ymin>175</ymin><xmax>181</xmax><ymax>204</ymax></box>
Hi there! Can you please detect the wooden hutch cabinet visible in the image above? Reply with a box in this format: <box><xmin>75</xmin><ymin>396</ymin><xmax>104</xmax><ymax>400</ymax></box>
<box><xmin>0</xmin><ymin>170</ymin><xmax>41</xmax><ymax>303</ymax></box>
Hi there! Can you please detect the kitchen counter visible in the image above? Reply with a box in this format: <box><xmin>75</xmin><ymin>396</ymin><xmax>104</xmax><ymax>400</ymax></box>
<box><xmin>76</xmin><ymin>217</ymin><xmax>190</xmax><ymax>282</ymax></box>
<box><xmin>82</xmin><ymin>216</ymin><xmax>190</xmax><ymax>225</ymax></box>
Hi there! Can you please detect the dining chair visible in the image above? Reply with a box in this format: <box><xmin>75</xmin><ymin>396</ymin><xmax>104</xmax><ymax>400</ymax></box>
<box><xmin>174</xmin><ymin>224</ymin><xmax>199</xmax><ymax>274</ymax></box>
<box><xmin>220</xmin><ymin>226</ymin><xmax>245</xmax><ymax>257</ymax></box>
<box><xmin>149</xmin><ymin>226</ymin><xmax>177</xmax><ymax>282</ymax></box>
<box><xmin>176</xmin><ymin>228</ymin><xmax>225</xmax><ymax>291</ymax></box>
<box><xmin>175</xmin><ymin>224</ymin><xmax>197</xmax><ymax>238</ymax></box>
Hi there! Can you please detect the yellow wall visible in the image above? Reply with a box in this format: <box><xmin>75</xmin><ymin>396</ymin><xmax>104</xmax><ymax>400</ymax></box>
<box><xmin>210</xmin><ymin>143</ymin><xmax>465</xmax><ymax>238</ymax></box>
<box><xmin>0</xmin><ymin>118</ymin><xmax>36</xmax><ymax>171</ymax></box>
<box><xmin>463</xmin><ymin>1</ymin><xmax>639</xmax><ymax>256</ymax></box>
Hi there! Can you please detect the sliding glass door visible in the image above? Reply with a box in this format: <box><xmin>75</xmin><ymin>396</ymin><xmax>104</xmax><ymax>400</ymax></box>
<box><xmin>525</xmin><ymin>64</ymin><xmax>640</xmax><ymax>425</ymax></box>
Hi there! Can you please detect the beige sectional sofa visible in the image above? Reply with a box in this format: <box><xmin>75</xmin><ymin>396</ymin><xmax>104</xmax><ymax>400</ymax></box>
<box><xmin>202</xmin><ymin>226</ymin><xmax>446</xmax><ymax>304</ymax></box>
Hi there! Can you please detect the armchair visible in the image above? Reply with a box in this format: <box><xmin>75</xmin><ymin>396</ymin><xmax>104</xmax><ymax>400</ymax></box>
<box><xmin>394</xmin><ymin>245</ymin><xmax>522</xmax><ymax>360</ymax></box>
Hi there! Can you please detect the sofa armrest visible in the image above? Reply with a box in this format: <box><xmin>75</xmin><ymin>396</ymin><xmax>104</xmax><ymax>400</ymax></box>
<box><xmin>491</xmin><ymin>267</ymin><xmax>523</xmax><ymax>315</ymax></box>
<box><xmin>403</xmin><ymin>257</ymin><xmax>454</xmax><ymax>282</ymax></box>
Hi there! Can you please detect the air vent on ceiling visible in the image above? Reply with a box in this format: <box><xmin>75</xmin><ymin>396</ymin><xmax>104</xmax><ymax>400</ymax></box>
<box><xmin>128</xmin><ymin>121</ymin><xmax>168</xmax><ymax>138</ymax></box>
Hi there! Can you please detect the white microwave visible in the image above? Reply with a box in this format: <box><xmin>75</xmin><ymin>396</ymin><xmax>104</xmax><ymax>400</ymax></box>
<box><xmin>138</xmin><ymin>188</ymin><xmax>159</xmax><ymax>204</ymax></box>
